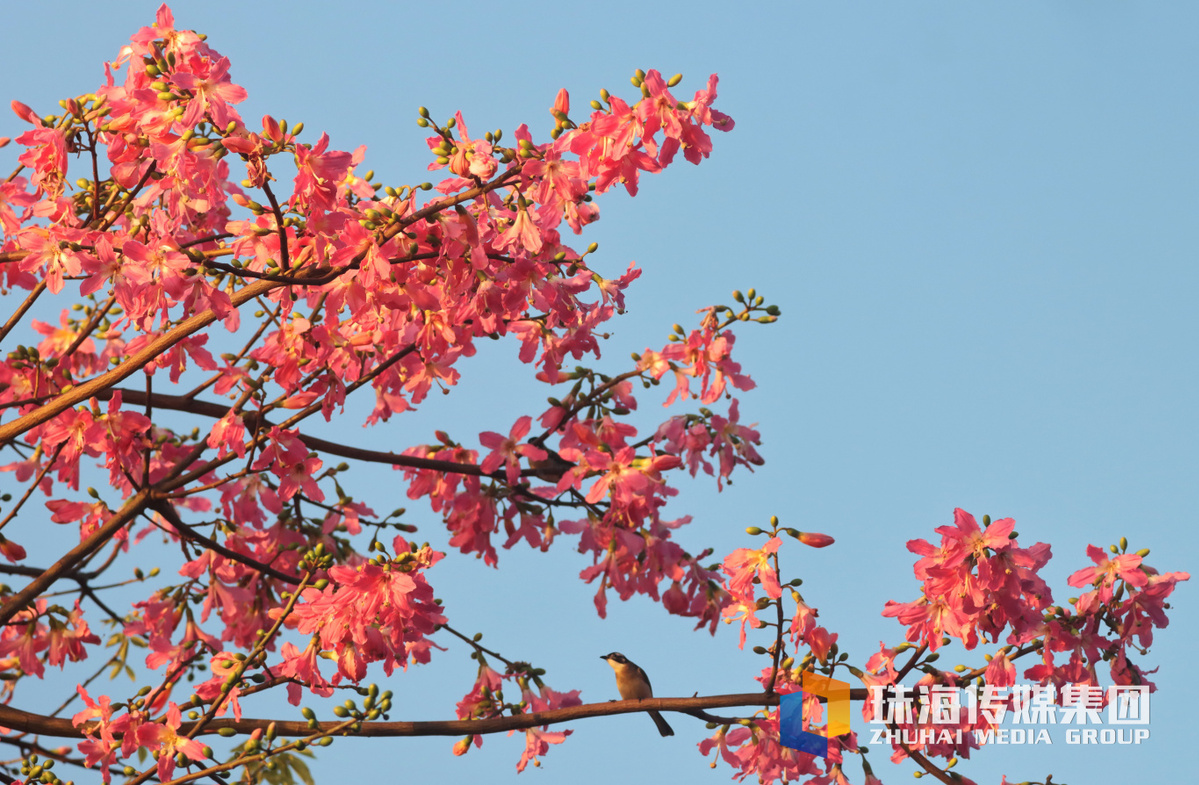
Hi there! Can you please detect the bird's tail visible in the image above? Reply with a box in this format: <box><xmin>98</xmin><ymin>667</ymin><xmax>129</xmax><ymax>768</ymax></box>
<box><xmin>650</xmin><ymin>710</ymin><xmax>674</xmax><ymax>737</ymax></box>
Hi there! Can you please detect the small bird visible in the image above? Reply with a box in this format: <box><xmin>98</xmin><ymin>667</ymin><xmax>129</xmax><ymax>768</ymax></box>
<box><xmin>527</xmin><ymin>448</ymin><xmax>576</xmax><ymax>484</ymax></box>
<box><xmin>525</xmin><ymin>437</ymin><xmax>576</xmax><ymax>484</ymax></box>
<box><xmin>600</xmin><ymin>652</ymin><xmax>674</xmax><ymax>737</ymax></box>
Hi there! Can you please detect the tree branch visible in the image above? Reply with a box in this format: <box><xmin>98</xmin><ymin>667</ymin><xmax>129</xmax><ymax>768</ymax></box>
<box><xmin>0</xmin><ymin>691</ymin><xmax>868</xmax><ymax>739</ymax></box>
<box><xmin>0</xmin><ymin>488</ymin><xmax>150</xmax><ymax>626</ymax></box>
<box><xmin>0</xmin><ymin>277</ymin><xmax>282</xmax><ymax>445</ymax></box>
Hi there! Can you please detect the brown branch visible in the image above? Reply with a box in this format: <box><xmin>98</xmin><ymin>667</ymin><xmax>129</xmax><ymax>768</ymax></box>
<box><xmin>0</xmin><ymin>277</ymin><xmax>282</xmax><ymax>445</ymax></box>
<box><xmin>80</xmin><ymin>387</ymin><xmax>578</xmax><ymax>482</ymax></box>
<box><xmin>260</xmin><ymin>181</ymin><xmax>290</xmax><ymax>270</ymax></box>
<box><xmin>94</xmin><ymin>163</ymin><xmax>156</xmax><ymax>231</ymax></box>
<box><xmin>149</xmin><ymin>499</ymin><xmax>302</xmax><ymax>585</ymax></box>
<box><xmin>179</xmin><ymin>233</ymin><xmax>234</xmax><ymax>249</ymax></box>
<box><xmin>0</xmin><ymin>693</ymin><xmax>780</xmax><ymax>739</ymax></box>
<box><xmin>59</xmin><ymin>295</ymin><xmax>115</xmax><ymax>363</ymax></box>
<box><xmin>388</xmin><ymin>167</ymin><xmax>522</xmax><ymax>238</ymax></box>
<box><xmin>0</xmin><ymin>442</ymin><xmax>65</xmax><ymax>531</ymax></box>
<box><xmin>0</xmin><ymin>280</ymin><xmax>47</xmax><ymax>344</ymax></box>
<box><xmin>0</xmin><ymin>488</ymin><xmax>150</xmax><ymax>626</ymax></box>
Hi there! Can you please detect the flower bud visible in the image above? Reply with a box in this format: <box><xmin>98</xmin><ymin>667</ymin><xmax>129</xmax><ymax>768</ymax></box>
<box><xmin>667</xmin><ymin>73</ymin><xmax>683</xmax><ymax>87</ymax></box>
<box><xmin>797</xmin><ymin>531</ymin><xmax>834</xmax><ymax>548</ymax></box>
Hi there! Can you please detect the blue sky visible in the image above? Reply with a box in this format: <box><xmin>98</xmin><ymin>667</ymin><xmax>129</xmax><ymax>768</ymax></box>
<box><xmin>1</xmin><ymin>2</ymin><xmax>1194</xmax><ymax>783</ymax></box>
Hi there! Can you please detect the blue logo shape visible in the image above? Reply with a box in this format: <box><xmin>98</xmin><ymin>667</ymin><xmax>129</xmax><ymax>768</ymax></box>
<box><xmin>778</xmin><ymin>673</ymin><xmax>851</xmax><ymax>759</ymax></box>
<box><xmin>779</xmin><ymin>692</ymin><xmax>829</xmax><ymax>756</ymax></box>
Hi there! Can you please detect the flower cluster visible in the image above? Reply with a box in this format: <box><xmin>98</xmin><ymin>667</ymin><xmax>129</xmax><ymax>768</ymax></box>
<box><xmin>882</xmin><ymin>509</ymin><xmax>1054</xmax><ymax>652</ymax></box>
<box><xmin>0</xmin><ymin>2</ymin><xmax>755</xmax><ymax>775</ymax></box>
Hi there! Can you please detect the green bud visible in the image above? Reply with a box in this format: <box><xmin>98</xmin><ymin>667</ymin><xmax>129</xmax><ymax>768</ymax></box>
<box><xmin>218</xmin><ymin>727</ymin><xmax>237</xmax><ymax>737</ymax></box>
<box><xmin>667</xmin><ymin>73</ymin><xmax>683</xmax><ymax>87</ymax></box>
<box><xmin>418</xmin><ymin>106</ymin><xmax>430</xmax><ymax>118</ymax></box>
<box><xmin>745</xmin><ymin>526</ymin><xmax>763</xmax><ymax>535</ymax></box>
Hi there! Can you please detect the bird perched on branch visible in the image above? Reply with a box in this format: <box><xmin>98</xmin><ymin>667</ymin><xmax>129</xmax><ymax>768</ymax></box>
<box><xmin>600</xmin><ymin>652</ymin><xmax>674</xmax><ymax>737</ymax></box>
<box><xmin>525</xmin><ymin>437</ymin><xmax>576</xmax><ymax>484</ymax></box>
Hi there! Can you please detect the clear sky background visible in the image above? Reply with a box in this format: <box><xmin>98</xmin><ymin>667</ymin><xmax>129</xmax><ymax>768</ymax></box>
<box><xmin>1</xmin><ymin>2</ymin><xmax>1194</xmax><ymax>783</ymax></box>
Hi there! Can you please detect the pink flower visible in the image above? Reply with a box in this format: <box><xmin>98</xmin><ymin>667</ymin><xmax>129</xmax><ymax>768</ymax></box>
<box><xmin>479</xmin><ymin>416</ymin><xmax>547</xmax><ymax>484</ymax></box>
<box><xmin>497</xmin><ymin>206</ymin><xmax>544</xmax><ymax>254</ymax></box>
<box><xmin>136</xmin><ymin>703</ymin><xmax>209</xmax><ymax>782</ymax></box>
<box><xmin>172</xmin><ymin>55</ymin><xmax>248</xmax><ymax>129</ymax></box>
<box><xmin>724</xmin><ymin>537</ymin><xmax>782</xmax><ymax>601</ymax></box>
<box><xmin>1068</xmin><ymin>544</ymin><xmax>1149</xmax><ymax>596</ymax></box>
